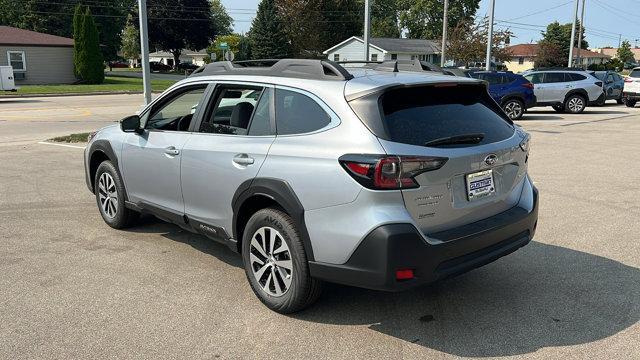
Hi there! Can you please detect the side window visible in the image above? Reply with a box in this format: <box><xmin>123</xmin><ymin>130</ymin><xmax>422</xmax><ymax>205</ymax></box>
<box><xmin>543</xmin><ymin>72</ymin><xmax>565</xmax><ymax>83</ymax></box>
<box><xmin>567</xmin><ymin>73</ymin><xmax>587</xmax><ymax>81</ymax></box>
<box><xmin>275</xmin><ymin>89</ymin><xmax>331</xmax><ymax>135</ymax></box>
<box><xmin>524</xmin><ymin>73</ymin><xmax>542</xmax><ymax>84</ymax></box>
<box><xmin>200</xmin><ymin>86</ymin><xmax>264</xmax><ymax>135</ymax></box>
<box><xmin>146</xmin><ymin>86</ymin><xmax>207</xmax><ymax>131</ymax></box>
<box><xmin>248</xmin><ymin>88</ymin><xmax>273</xmax><ymax>136</ymax></box>
<box><xmin>607</xmin><ymin>74</ymin><xmax>615</xmax><ymax>83</ymax></box>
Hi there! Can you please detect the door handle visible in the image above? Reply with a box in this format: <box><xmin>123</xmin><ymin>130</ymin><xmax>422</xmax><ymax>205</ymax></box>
<box><xmin>233</xmin><ymin>154</ymin><xmax>255</xmax><ymax>165</ymax></box>
<box><xmin>164</xmin><ymin>146</ymin><xmax>180</xmax><ymax>156</ymax></box>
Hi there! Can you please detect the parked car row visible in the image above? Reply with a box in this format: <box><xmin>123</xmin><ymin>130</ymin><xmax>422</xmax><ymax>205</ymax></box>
<box><xmin>443</xmin><ymin>66</ymin><xmax>636</xmax><ymax>119</ymax></box>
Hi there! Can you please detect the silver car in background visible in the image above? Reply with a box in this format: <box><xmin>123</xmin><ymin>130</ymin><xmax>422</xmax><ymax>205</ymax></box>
<box><xmin>524</xmin><ymin>69</ymin><xmax>605</xmax><ymax>113</ymax></box>
<box><xmin>84</xmin><ymin>59</ymin><xmax>539</xmax><ymax>313</ymax></box>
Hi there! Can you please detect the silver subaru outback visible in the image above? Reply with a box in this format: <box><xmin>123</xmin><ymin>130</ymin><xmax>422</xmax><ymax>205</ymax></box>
<box><xmin>84</xmin><ymin>59</ymin><xmax>538</xmax><ymax>313</ymax></box>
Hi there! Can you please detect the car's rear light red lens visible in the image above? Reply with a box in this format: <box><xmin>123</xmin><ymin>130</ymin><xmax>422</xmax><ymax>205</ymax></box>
<box><xmin>396</xmin><ymin>269</ymin><xmax>414</xmax><ymax>280</ymax></box>
<box><xmin>340</xmin><ymin>154</ymin><xmax>448</xmax><ymax>190</ymax></box>
<box><xmin>521</xmin><ymin>83</ymin><xmax>534</xmax><ymax>89</ymax></box>
<box><xmin>624</xmin><ymin>77</ymin><xmax>633</xmax><ymax>83</ymax></box>
<box><xmin>595</xmin><ymin>81</ymin><xmax>603</xmax><ymax>87</ymax></box>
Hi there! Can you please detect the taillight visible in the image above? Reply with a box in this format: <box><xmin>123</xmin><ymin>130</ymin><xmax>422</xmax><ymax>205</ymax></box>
<box><xmin>624</xmin><ymin>77</ymin><xmax>634</xmax><ymax>83</ymax></box>
<box><xmin>521</xmin><ymin>83</ymin><xmax>534</xmax><ymax>89</ymax></box>
<box><xmin>595</xmin><ymin>81</ymin><xmax>603</xmax><ymax>87</ymax></box>
<box><xmin>339</xmin><ymin>154</ymin><xmax>448</xmax><ymax>190</ymax></box>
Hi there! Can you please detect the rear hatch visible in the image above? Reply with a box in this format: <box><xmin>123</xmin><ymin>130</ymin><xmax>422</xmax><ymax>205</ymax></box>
<box><xmin>349</xmin><ymin>82</ymin><xmax>530</xmax><ymax>236</ymax></box>
<box><xmin>624</xmin><ymin>69</ymin><xmax>640</xmax><ymax>93</ymax></box>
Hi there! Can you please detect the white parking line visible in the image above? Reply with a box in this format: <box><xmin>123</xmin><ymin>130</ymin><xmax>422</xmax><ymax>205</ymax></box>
<box><xmin>37</xmin><ymin>141</ymin><xmax>86</xmax><ymax>149</ymax></box>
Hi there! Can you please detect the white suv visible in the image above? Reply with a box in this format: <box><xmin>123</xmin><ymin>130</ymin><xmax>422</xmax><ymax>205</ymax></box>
<box><xmin>524</xmin><ymin>70</ymin><xmax>605</xmax><ymax>113</ymax></box>
<box><xmin>623</xmin><ymin>67</ymin><xmax>640</xmax><ymax>107</ymax></box>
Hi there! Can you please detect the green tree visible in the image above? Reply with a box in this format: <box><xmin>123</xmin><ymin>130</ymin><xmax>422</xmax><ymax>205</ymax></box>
<box><xmin>535</xmin><ymin>40</ymin><xmax>565</xmax><ymax>68</ymax></box>
<box><xmin>79</xmin><ymin>7</ymin><xmax>105</xmax><ymax>84</ymax></box>
<box><xmin>211</xmin><ymin>0</ymin><xmax>234</xmax><ymax>37</ymax></box>
<box><xmin>207</xmin><ymin>34</ymin><xmax>241</xmax><ymax>62</ymax></box>
<box><xmin>617</xmin><ymin>40</ymin><xmax>635</xmax><ymax>63</ymax></box>
<box><xmin>399</xmin><ymin>0</ymin><xmax>480</xmax><ymax>39</ymax></box>
<box><xmin>120</xmin><ymin>17</ymin><xmax>141</xmax><ymax>63</ymax></box>
<box><xmin>371</xmin><ymin>0</ymin><xmax>401</xmax><ymax>38</ymax></box>
<box><xmin>236</xmin><ymin>35</ymin><xmax>253</xmax><ymax>61</ymax></box>
<box><xmin>72</xmin><ymin>4</ymin><xmax>84</xmax><ymax>78</ymax></box>
<box><xmin>447</xmin><ymin>17</ymin><xmax>512</xmax><ymax>66</ymax></box>
<box><xmin>148</xmin><ymin>0</ymin><xmax>214</xmax><ymax>68</ymax></box>
<box><xmin>538</xmin><ymin>20</ymin><xmax>588</xmax><ymax>66</ymax></box>
<box><xmin>249</xmin><ymin>0</ymin><xmax>292</xmax><ymax>59</ymax></box>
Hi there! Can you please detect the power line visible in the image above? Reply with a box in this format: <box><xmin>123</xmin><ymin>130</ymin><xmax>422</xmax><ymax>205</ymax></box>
<box><xmin>504</xmin><ymin>1</ymin><xmax>574</xmax><ymax>21</ymax></box>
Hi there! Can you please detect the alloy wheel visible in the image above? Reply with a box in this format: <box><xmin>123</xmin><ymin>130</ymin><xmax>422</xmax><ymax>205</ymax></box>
<box><xmin>567</xmin><ymin>97</ymin><xmax>585</xmax><ymax>112</ymax></box>
<box><xmin>249</xmin><ymin>226</ymin><xmax>293</xmax><ymax>297</ymax></box>
<box><xmin>98</xmin><ymin>172</ymin><xmax>118</xmax><ymax>219</ymax></box>
<box><xmin>504</xmin><ymin>101</ymin><xmax>523</xmax><ymax>119</ymax></box>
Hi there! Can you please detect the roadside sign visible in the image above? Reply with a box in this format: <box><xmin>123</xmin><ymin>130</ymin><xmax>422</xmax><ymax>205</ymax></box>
<box><xmin>209</xmin><ymin>52</ymin><xmax>217</xmax><ymax>61</ymax></box>
<box><xmin>218</xmin><ymin>42</ymin><xmax>229</xmax><ymax>50</ymax></box>
<box><xmin>224</xmin><ymin>50</ymin><xmax>235</xmax><ymax>61</ymax></box>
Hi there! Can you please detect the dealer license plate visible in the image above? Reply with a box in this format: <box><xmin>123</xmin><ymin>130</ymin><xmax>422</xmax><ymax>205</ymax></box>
<box><xmin>466</xmin><ymin>170</ymin><xmax>495</xmax><ymax>201</ymax></box>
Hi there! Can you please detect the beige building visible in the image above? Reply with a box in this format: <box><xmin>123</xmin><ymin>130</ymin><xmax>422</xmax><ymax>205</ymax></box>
<box><xmin>592</xmin><ymin>47</ymin><xmax>640</xmax><ymax>61</ymax></box>
<box><xmin>0</xmin><ymin>26</ymin><xmax>76</xmax><ymax>85</ymax></box>
<box><xmin>504</xmin><ymin>43</ymin><xmax>611</xmax><ymax>72</ymax></box>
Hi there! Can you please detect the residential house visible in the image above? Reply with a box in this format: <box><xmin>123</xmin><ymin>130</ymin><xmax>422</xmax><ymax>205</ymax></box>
<box><xmin>504</xmin><ymin>43</ymin><xmax>611</xmax><ymax>72</ymax></box>
<box><xmin>0</xmin><ymin>26</ymin><xmax>75</xmax><ymax>84</ymax></box>
<box><xmin>323</xmin><ymin>36</ymin><xmax>441</xmax><ymax>64</ymax></box>
<box><xmin>592</xmin><ymin>47</ymin><xmax>640</xmax><ymax>62</ymax></box>
<box><xmin>148</xmin><ymin>49</ymin><xmax>208</xmax><ymax>67</ymax></box>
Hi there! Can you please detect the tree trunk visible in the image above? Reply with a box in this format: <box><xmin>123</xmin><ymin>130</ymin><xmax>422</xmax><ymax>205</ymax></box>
<box><xmin>171</xmin><ymin>50</ymin><xmax>181</xmax><ymax>70</ymax></box>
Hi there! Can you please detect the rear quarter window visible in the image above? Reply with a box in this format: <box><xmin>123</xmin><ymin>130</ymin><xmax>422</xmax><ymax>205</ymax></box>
<box><xmin>375</xmin><ymin>84</ymin><xmax>514</xmax><ymax>147</ymax></box>
<box><xmin>275</xmin><ymin>89</ymin><xmax>331</xmax><ymax>135</ymax></box>
<box><xmin>568</xmin><ymin>73</ymin><xmax>587</xmax><ymax>81</ymax></box>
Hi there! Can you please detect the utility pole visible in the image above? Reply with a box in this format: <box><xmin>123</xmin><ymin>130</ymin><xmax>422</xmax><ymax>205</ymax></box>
<box><xmin>364</xmin><ymin>0</ymin><xmax>370</xmax><ymax>61</ymax></box>
<box><xmin>576</xmin><ymin>0</ymin><xmax>586</xmax><ymax>67</ymax></box>
<box><xmin>568</xmin><ymin>0</ymin><xmax>579</xmax><ymax>67</ymax></box>
<box><xmin>441</xmin><ymin>0</ymin><xmax>449</xmax><ymax>67</ymax></box>
<box><xmin>138</xmin><ymin>0</ymin><xmax>151</xmax><ymax>105</ymax></box>
<box><xmin>485</xmin><ymin>0</ymin><xmax>495</xmax><ymax>71</ymax></box>
<box><xmin>618</xmin><ymin>34</ymin><xmax>622</xmax><ymax>48</ymax></box>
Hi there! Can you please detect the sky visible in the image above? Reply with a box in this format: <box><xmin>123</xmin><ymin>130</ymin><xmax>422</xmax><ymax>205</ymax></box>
<box><xmin>221</xmin><ymin>0</ymin><xmax>640</xmax><ymax>49</ymax></box>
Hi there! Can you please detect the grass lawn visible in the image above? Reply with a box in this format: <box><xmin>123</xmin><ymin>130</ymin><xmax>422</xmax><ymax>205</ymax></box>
<box><xmin>49</xmin><ymin>133</ymin><xmax>91</xmax><ymax>143</ymax></box>
<box><xmin>0</xmin><ymin>76</ymin><xmax>175</xmax><ymax>96</ymax></box>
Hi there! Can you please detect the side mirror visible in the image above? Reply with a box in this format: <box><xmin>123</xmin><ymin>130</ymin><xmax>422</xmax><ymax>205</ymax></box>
<box><xmin>120</xmin><ymin>115</ymin><xmax>142</xmax><ymax>134</ymax></box>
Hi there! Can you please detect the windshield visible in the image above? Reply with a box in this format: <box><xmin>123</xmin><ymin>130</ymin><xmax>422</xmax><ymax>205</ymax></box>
<box><xmin>630</xmin><ymin>70</ymin><xmax>640</xmax><ymax>78</ymax></box>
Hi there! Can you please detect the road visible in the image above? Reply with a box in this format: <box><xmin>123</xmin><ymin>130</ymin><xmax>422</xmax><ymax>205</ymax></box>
<box><xmin>0</xmin><ymin>95</ymin><xmax>638</xmax><ymax>359</ymax></box>
<box><xmin>105</xmin><ymin>70</ymin><xmax>189</xmax><ymax>81</ymax></box>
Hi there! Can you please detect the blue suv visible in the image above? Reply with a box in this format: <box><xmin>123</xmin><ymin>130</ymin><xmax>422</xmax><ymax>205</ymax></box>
<box><xmin>469</xmin><ymin>71</ymin><xmax>536</xmax><ymax>119</ymax></box>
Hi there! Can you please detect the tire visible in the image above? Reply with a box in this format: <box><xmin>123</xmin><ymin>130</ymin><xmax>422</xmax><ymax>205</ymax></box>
<box><xmin>94</xmin><ymin>161</ymin><xmax>139</xmax><ymax>229</ymax></box>
<box><xmin>502</xmin><ymin>98</ymin><xmax>524</xmax><ymax>120</ymax></box>
<box><xmin>617</xmin><ymin>96</ymin><xmax>624</xmax><ymax>105</ymax></box>
<box><xmin>625</xmin><ymin>99</ymin><xmax>637</xmax><ymax>108</ymax></box>
<box><xmin>242</xmin><ymin>207</ymin><xmax>322</xmax><ymax>313</ymax></box>
<box><xmin>552</xmin><ymin>104</ymin><xmax>565</xmax><ymax>113</ymax></box>
<box><xmin>564</xmin><ymin>94</ymin><xmax>587</xmax><ymax>114</ymax></box>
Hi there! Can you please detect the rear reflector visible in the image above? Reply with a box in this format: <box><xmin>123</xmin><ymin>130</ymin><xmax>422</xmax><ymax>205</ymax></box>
<box><xmin>339</xmin><ymin>154</ymin><xmax>448</xmax><ymax>190</ymax></box>
<box><xmin>396</xmin><ymin>269</ymin><xmax>414</xmax><ymax>280</ymax></box>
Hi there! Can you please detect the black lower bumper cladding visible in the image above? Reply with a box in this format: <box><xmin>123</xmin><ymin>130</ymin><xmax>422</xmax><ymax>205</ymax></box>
<box><xmin>309</xmin><ymin>187</ymin><xmax>539</xmax><ymax>291</ymax></box>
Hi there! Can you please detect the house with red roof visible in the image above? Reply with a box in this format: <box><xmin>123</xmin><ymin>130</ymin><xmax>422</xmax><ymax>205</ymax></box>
<box><xmin>0</xmin><ymin>26</ymin><xmax>76</xmax><ymax>84</ymax></box>
<box><xmin>504</xmin><ymin>43</ymin><xmax>611</xmax><ymax>72</ymax></box>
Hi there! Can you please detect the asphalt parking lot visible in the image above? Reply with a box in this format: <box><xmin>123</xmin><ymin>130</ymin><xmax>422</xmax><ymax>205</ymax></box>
<box><xmin>1</xmin><ymin>95</ymin><xmax>639</xmax><ymax>359</ymax></box>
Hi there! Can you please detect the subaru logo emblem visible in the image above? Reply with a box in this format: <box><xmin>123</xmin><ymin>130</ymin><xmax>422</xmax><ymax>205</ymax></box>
<box><xmin>484</xmin><ymin>154</ymin><xmax>498</xmax><ymax>166</ymax></box>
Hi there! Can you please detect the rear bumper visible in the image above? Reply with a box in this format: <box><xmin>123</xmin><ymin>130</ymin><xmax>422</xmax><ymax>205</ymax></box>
<box><xmin>525</xmin><ymin>95</ymin><xmax>537</xmax><ymax>109</ymax></box>
<box><xmin>623</xmin><ymin>91</ymin><xmax>640</xmax><ymax>100</ymax></box>
<box><xmin>309</xmin><ymin>185</ymin><xmax>539</xmax><ymax>291</ymax></box>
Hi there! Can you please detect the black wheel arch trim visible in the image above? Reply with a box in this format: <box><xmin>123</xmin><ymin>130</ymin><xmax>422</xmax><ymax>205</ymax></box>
<box><xmin>86</xmin><ymin>140</ymin><xmax>118</xmax><ymax>191</ymax></box>
<box><xmin>563</xmin><ymin>89</ymin><xmax>589</xmax><ymax>103</ymax></box>
<box><xmin>500</xmin><ymin>93</ymin><xmax>525</xmax><ymax>106</ymax></box>
<box><xmin>232</xmin><ymin>177</ymin><xmax>315</xmax><ymax>261</ymax></box>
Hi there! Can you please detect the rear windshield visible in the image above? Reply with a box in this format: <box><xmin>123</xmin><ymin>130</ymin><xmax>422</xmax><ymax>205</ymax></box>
<box><xmin>376</xmin><ymin>85</ymin><xmax>514</xmax><ymax>147</ymax></box>
<box><xmin>630</xmin><ymin>70</ymin><xmax>640</xmax><ymax>78</ymax></box>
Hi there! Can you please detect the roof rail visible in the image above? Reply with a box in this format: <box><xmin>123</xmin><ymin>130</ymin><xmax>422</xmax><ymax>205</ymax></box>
<box><xmin>189</xmin><ymin>59</ymin><xmax>353</xmax><ymax>80</ymax></box>
<box><xmin>338</xmin><ymin>59</ymin><xmax>443</xmax><ymax>73</ymax></box>
<box><xmin>530</xmin><ymin>67</ymin><xmax>587</xmax><ymax>71</ymax></box>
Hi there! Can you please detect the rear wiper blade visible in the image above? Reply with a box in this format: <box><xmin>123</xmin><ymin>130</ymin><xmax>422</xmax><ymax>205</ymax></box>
<box><xmin>424</xmin><ymin>133</ymin><xmax>485</xmax><ymax>147</ymax></box>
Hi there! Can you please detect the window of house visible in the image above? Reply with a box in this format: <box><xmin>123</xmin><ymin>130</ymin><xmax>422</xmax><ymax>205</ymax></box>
<box><xmin>275</xmin><ymin>89</ymin><xmax>331</xmax><ymax>135</ymax></box>
<box><xmin>7</xmin><ymin>51</ymin><xmax>26</xmax><ymax>72</ymax></box>
<box><xmin>146</xmin><ymin>86</ymin><xmax>207</xmax><ymax>131</ymax></box>
<box><xmin>391</xmin><ymin>53</ymin><xmax>397</xmax><ymax>60</ymax></box>
<box><xmin>200</xmin><ymin>86</ymin><xmax>269</xmax><ymax>136</ymax></box>
<box><xmin>518</xmin><ymin>57</ymin><xmax>524</xmax><ymax>65</ymax></box>
<box><xmin>333</xmin><ymin>54</ymin><xmax>339</xmax><ymax>62</ymax></box>
<box><xmin>371</xmin><ymin>54</ymin><xmax>378</xmax><ymax>61</ymax></box>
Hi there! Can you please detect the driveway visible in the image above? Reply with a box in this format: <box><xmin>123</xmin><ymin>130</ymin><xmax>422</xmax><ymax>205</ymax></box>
<box><xmin>0</xmin><ymin>97</ymin><xmax>638</xmax><ymax>359</ymax></box>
